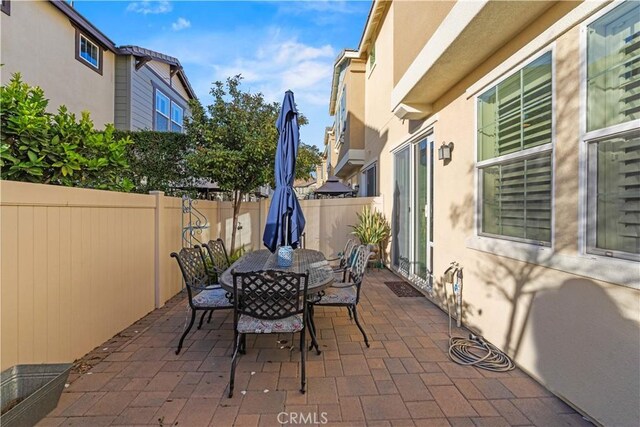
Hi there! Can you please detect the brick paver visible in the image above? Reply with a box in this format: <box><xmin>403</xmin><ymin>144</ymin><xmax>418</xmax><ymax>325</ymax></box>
<box><xmin>39</xmin><ymin>270</ymin><xmax>590</xmax><ymax>426</ymax></box>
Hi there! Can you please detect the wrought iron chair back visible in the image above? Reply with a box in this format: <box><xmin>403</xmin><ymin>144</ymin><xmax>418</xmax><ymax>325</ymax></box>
<box><xmin>348</xmin><ymin>245</ymin><xmax>372</xmax><ymax>303</ymax></box>
<box><xmin>203</xmin><ymin>239</ymin><xmax>231</xmax><ymax>276</ymax></box>
<box><xmin>206</xmin><ymin>238</ymin><xmax>231</xmax><ymax>270</ymax></box>
<box><xmin>338</xmin><ymin>239</ymin><xmax>354</xmax><ymax>267</ymax></box>
<box><xmin>170</xmin><ymin>246</ymin><xmax>211</xmax><ymax>306</ymax></box>
<box><xmin>232</xmin><ymin>270</ymin><xmax>309</xmax><ymax>321</ymax></box>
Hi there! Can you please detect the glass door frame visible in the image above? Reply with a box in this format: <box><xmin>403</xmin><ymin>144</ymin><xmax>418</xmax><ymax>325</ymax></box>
<box><xmin>391</xmin><ymin>131</ymin><xmax>435</xmax><ymax>289</ymax></box>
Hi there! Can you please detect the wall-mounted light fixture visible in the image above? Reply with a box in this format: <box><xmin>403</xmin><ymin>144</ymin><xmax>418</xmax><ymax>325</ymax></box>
<box><xmin>438</xmin><ymin>142</ymin><xmax>454</xmax><ymax>161</ymax></box>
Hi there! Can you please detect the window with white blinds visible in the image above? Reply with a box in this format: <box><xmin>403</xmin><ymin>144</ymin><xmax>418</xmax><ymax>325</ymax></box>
<box><xmin>477</xmin><ymin>51</ymin><xmax>553</xmax><ymax>245</ymax></box>
<box><xmin>586</xmin><ymin>1</ymin><xmax>639</xmax><ymax>261</ymax></box>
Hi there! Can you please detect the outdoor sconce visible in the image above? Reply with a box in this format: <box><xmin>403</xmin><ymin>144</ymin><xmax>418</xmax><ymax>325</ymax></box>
<box><xmin>438</xmin><ymin>142</ymin><xmax>454</xmax><ymax>161</ymax></box>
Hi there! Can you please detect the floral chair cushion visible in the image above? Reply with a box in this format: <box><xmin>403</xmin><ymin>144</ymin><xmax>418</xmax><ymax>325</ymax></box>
<box><xmin>318</xmin><ymin>286</ymin><xmax>357</xmax><ymax>304</ymax></box>
<box><xmin>237</xmin><ymin>313</ymin><xmax>304</xmax><ymax>334</ymax></box>
<box><xmin>192</xmin><ymin>287</ymin><xmax>233</xmax><ymax>308</ymax></box>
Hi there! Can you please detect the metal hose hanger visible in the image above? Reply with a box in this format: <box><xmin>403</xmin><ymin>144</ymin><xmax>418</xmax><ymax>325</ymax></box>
<box><xmin>445</xmin><ymin>262</ymin><xmax>515</xmax><ymax>372</ymax></box>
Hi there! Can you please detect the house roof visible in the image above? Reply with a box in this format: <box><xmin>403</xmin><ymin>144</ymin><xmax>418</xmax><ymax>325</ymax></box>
<box><xmin>327</xmin><ymin>0</ymin><xmax>390</xmax><ymax>116</ymax></box>
<box><xmin>117</xmin><ymin>45</ymin><xmax>198</xmax><ymax>100</ymax></box>
<box><xmin>49</xmin><ymin>0</ymin><xmax>116</xmax><ymax>52</ymax></box>
<box><xmin>48</xmin><ymin>1</ymin><xmax>197</xmax><ymax>100</ymax></box>
<box><xmin>294</xmin><ymin>178</ymin><xmax>317</xmax><ymax>188</ymax></box>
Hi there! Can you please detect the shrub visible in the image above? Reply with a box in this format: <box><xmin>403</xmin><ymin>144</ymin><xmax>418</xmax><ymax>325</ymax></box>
<box><xmin>0</xmin><ymin>73</ymin><xmax>133</xmax><ymax>191</ymax></box>
<box><xmin>113</xmin><ymin>130</ymin><xmax>193</xmax><ymax>195</ymax></box>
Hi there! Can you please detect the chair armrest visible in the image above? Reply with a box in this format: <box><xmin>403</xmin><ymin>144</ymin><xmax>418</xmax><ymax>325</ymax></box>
<box><xmin>331</xmin><ymin>281</ymin><xmax>356</xmax><ymax>289</ymax></box>
<box><xmin>188</xmin><ymin>283</ymin><xmax>221</xmax><ymax>292</ymax></box>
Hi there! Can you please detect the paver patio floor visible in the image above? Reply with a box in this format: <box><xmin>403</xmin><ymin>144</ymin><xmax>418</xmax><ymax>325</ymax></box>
<box><xmin>39</xmin><ymin>269</ymin><xmax>590</xmax><ymax>426</ymax></box>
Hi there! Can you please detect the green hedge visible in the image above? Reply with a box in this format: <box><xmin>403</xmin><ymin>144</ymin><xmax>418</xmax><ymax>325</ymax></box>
<box><xmin>114</xmin><ymin>130</ymin><xmax>193</xmax><ymax>195</ymax></box>
<box><xmin>1</xmin><ymin>73</ymin><xmax>133</xmax><ymax>191</ymax></box>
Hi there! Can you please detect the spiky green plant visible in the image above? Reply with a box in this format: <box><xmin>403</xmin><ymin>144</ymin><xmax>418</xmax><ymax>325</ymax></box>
<box><xmin>350</xmin><ymin>206</ymin><xmax>391</xmax><ymax>264</ymax></box>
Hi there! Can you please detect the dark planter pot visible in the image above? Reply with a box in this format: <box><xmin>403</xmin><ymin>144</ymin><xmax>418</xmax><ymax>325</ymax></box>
<box><xmin>1</xmin><ymin>364</ymin><xmax>72</xmax><ymax>427</ymax></box>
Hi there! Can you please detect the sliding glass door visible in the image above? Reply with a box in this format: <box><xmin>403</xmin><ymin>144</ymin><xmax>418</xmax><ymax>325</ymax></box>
<box><xmin>392</xmin><ymin>135</ymin><xmax>434</xmax><ymax>285</ymax></box>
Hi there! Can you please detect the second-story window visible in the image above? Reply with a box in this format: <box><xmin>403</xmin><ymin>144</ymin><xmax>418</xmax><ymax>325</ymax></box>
<box><xmin>155</xmin><ymin>90</ymin><xmax>170</xmax><ymax>131</ymax></box>
<box><xmin>155</xmin><ymin>89</ymin><xmax>185</xmax><ymax>133</ymax></box>
<box><xmin>75</xmin><ymin>29</ymin><xmax>102</xmax><ymax>74</ymax></box>
<box><xmin>338</xmin><ymin>88</ymin><xmax>347</xmax><ymax>142</ymax></box>
<box><xmin>171</xmin><ymin>103</ymin><xmax>184</xmax><ymax>132</ymax></box>
<box><xmin>80</xmin><ymin>35</ymin><xmax>99</xmax><ymax>68</ymax></box>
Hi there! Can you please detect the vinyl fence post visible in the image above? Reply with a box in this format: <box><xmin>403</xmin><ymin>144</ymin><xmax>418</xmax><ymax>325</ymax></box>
<box><xmin>150</xmin><ymin>191</ymin><xmax>165</xmax><ymax>308</ymax></box>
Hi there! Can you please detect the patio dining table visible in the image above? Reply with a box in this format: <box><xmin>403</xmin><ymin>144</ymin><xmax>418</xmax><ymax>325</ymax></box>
<box><xmin>219</xmin><ymin>248</ymin><xmax>335</xmax><ymax>353</ymax></box>
<box><xmin>219</xmin><ymin>248</ymin><xmax>335</xmax><ymax>293</ymax></box>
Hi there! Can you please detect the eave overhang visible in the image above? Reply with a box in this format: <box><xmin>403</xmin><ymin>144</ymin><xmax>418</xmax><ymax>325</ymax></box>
<box><xmin>391</xmin><ymin>0</ymin><xmax>557</xmax><ymax>115</ymax></box>
<box><xmin>328</xmin><ymin>0</ymin><xmax>389</xmax><ymax>116</ymax></box>
<box><xmin>334</xmin><ymin>149</ymin><xmax>365</xmax><ymax>178</ymax></box>
<box><xmin>49</xmin><ymin>0</ymin><xmax>116</xmax><ymax>52</ymax></box>
<box><xmin>328</xmin><ymin>50</ymin><xmax>359</xmax><ymax>115</ymax></box>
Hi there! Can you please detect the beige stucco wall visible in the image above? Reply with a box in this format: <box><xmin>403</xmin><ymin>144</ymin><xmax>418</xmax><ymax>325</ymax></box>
<box><xmin>335</xmin><ymin>59</ymin><xmax>367</xmax><ymax>179</ymax></box>
<box><xmin>392</xmin><ymin>0</ymin><xmax>454</xmax><ymax>86</ymax></box>
<box><xmin>0</xmin><ymin>0</ymin><xmax>115</xmax><ymax>127</ymax></box>
<box><xmin>361</xmin><ymin>1</ymin><xmax>639</xmax><ymax>425</ymax></box>
<box><xmin>345</xmin><ymin>60</ymin><xmax>366</xmax><ymax>151</ymax></box>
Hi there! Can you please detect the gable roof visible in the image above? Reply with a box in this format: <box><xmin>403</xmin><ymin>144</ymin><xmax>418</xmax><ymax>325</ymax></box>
<box><xmin>48</xmin><ymin>1</ymin><xmax>197</xmax><ymax>100</ymax></box>
<box><xmin>117</xmin><ymin>45</ymin><xmax>197</xmax><ymax>100</ymax></box>
<box><xmin>49</xmin><ymin>0</ymin><xmax>116</xmax><ymax>51</ymax></box>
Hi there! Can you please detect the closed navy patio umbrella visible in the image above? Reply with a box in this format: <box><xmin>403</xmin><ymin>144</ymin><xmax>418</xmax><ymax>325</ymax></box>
<box><xmin>262</xmin><ymin>91</ymin><xmax>306</xmax><ymax>252</ymax></box>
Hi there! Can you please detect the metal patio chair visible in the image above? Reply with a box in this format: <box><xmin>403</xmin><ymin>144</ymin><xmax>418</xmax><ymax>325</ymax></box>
<box><xmin>198</xmin><ymin>239</ymin><xmax>232</xmax><ymax>328</ymax></box>
<box><xmin>171</xmin><ymin>246</ymin><xmax>233</xmax><ymax>355</ymax></box>
<box><xmin>229</xmin><ymin>269</ymin><xmax>310</xmax><ymax>397</ymax></box>
<box><xmin>308</xmin><ymin>245</ymin><xmax>372</xmax><ymax>350</ymax></box>
<box><xmin>326</xmin><ymin>239</ymin><xmax>355</xmax><ymax>263</ymax></box>
<box><xmin>331</xmin><ymin>241</ymin><xmax>360</xmax><ymax>286</ymax></box>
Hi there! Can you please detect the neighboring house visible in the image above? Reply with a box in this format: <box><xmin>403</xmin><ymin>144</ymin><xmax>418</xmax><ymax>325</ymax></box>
<box><xmin>332</xmin><ymin>1</ymin><xmax>639</xmax><ymax>426</ymax></box>
<box><xmin>0</xmin><ymin>0</ymin><xmax>196</xmax><ymax>131</ymax></box>
<box><xmin>328</xmin><ymin>50</ymin><xmax>367</xmax><ymax>190</ymax></box>
<box><xmin>115</xmin><ymin>46</ymin><xmax>196</xmax><ymax>132</ymax></box>
<box><xmin>293</xmin><ymin>178</ymin><xmax>317</xmax><ymax>199</ymax></box>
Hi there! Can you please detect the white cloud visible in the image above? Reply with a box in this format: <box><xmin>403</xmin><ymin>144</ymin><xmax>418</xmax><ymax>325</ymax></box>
<box><xmin>283</xmin><ymin>0</ymin><xmax>366</xmax><ymax>15</ymax></box>
<box><xmin>126</xmin><ymin>1</ymin><xmax>172</xmax><ymax>15</ymax></box>
<box><xmin>137</xmin><ymin>27</ymin><xmax>337</xmax><ymax>146</ymax></box>
<box><xmin>171</xmin><ymin>17</ymin><xmax>191</xmax><ymax>31</ymax></box>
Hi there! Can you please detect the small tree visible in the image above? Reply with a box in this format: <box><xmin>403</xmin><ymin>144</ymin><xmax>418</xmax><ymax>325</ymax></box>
<box><xmin>186</xmin><ymin>75</ymin><xmax>321</xmax><ymax>252</ymax></box>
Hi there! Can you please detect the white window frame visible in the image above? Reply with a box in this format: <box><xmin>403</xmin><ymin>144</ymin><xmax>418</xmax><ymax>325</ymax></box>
<box><xmin>475</xmin><ymin>47</ymin><xmax>556</xmax><ymax>248</ymax></box>
<box><xmin>579</xmin><ymin>1</ymin><xmax>640</xmax><ymax>263</ymax></box>
<box><xmin>464</xmin><ymin>2</ymin><xmax>638</xmax><ymax>288</ymax></box>
<box><xmin>79</xmin><ymin>34</ymin><xmax>99</xmax><ymax>69</ymax></box>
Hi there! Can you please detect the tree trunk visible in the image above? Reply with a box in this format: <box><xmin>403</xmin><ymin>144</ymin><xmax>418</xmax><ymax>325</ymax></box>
<box><xmin>230</xmin><ymin>190</ymin><xmax>242</xmax><ymax>254</ymax></box>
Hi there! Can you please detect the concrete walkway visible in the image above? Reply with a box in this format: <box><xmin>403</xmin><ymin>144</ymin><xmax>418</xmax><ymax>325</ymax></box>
<box><xmin>39</xmin><ymin>269</ymin><xmax>589</xmax><ymax>426</ymax></box>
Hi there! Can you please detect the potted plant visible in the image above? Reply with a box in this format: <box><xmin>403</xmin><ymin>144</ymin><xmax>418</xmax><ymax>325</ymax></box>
<box><xmin>350</xmin><ymin>206</ymin><xmax>391</xmax><ymax>266</ymax></box>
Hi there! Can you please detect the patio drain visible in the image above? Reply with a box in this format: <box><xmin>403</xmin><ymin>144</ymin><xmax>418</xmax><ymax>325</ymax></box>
<box><xmin>384</xmin><ymin>281</ymin><xmax>425</xmax><ymax>297</ymax></box>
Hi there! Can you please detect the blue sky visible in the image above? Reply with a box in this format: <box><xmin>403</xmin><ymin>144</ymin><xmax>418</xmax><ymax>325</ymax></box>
<box><xmin>74</xmin><ymin>0</ymin><xmax>371</xmax><ymax>149</ymax></box>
